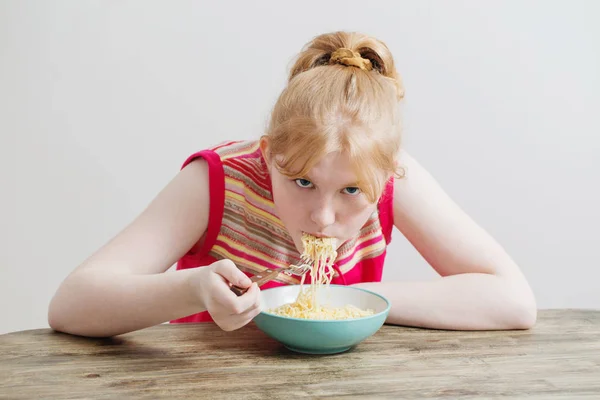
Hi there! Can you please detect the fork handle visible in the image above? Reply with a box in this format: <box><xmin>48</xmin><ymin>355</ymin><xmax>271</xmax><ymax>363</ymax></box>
<box><xmin>230</xmin><ymin>268</ymin><xmax>283</xmax><ymax>296</ymax></box>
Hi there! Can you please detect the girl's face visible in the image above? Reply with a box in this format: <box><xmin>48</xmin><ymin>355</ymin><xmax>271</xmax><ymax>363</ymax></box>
<box><xmin>266</xmin><ymin>149</ymin><xmax>379</xmax><ymax>254</ymax></box>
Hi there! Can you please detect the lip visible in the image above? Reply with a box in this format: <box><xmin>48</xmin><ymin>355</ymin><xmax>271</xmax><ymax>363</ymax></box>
<box><xmin>304</xmin><ymin>231</ymin><xmax>333</xmax><ymax>239</ymax></box>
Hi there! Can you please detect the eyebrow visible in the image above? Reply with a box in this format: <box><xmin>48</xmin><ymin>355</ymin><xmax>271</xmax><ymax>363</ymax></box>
<box><xmin>303</xmin><ymin>175</ymin><xmax>360</xmax><ymax>188</ymax></box>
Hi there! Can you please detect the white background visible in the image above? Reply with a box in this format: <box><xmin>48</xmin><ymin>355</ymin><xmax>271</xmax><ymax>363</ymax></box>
<box><xmin>1</xmin><ymin>0</ymin><xmax>599</xmax><ymax>334</ymax></box>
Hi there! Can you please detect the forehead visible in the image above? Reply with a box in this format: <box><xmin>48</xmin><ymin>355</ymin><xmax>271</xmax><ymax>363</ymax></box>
<box><xmin>306</xmin><ymin>152</ymin><xmax>359</xmax><ymax>185</ymax></box>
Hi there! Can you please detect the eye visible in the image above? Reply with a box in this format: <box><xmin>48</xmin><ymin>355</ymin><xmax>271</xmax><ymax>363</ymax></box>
<box><xmin>342</xmin><ymin>187</ymin><xmax>361</xmax><ymax>196</ymax></box>
<box><xmin>294</xmin><ymin>178</ymin><xmax>314</xmax><ymax>188</ymax></box>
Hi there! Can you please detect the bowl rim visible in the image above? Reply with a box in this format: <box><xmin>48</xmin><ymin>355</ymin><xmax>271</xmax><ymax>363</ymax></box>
<box><xmin>258</xmin><ymin>284</ymin><xmax>391</xmax><ymax>323</ymax></box>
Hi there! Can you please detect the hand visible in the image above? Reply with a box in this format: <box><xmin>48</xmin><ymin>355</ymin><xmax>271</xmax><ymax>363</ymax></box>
<box><xmin>191</xmin><ymin>259</ymin><xmax>261</xmax><ymax>331</ymax></box>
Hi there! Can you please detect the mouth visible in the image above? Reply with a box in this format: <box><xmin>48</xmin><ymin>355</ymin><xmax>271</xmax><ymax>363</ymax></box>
<box><xmin>303</xmin><ymin>231</ymin><xmax>333</xmax><ymax>239</ymax></box>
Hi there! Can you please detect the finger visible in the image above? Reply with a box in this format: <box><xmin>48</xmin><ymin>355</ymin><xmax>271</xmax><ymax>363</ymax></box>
<box><xmin>239</xmin><ymin>304</ymin><xmax>262</xmax><ymax>323</ymax></box>
<box><xmin>222</xmin><ymin>305</ymin><xmax>262</xmax><ymax>331</ymax></box>
<box><xmin>240</xmin><ymin>285</ymin><xmax>261</xmax><ymax>312</ymax></box>
<box><xmin>212</xmin><ymin>280</ymin><xmax>258</xmax><ymax>315</ymax></box>
<box><xmin>213</xmin><ymin>259</ymin><xmax>252</xmax><ymax>288</ymax></box>
<box><xmin>229</xmin><ymin>283</ymin><xmax>261</xmax><ymax>315</ymax></box>
<box><xmin>244</xmin><ymin>298</ymin><xmax>262</xmax><ymax>315</ymax></box>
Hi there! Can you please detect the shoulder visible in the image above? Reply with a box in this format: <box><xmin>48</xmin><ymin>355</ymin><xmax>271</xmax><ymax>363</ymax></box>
<box><xmin>212</xmin><ymin>140</ymin><xmax>260</xmax><ymax>161</ymax></box>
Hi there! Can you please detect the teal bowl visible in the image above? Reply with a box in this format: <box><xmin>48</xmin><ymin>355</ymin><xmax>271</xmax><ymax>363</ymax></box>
<box><xmin>253</xmin><ymin>285</ymin><xmax>391</xmax><ymax>354</ymax></box>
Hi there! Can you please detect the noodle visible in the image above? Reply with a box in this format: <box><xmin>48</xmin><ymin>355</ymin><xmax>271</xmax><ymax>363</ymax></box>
<box><xmin>268</xmin><ymin>233</ymin><xmax>374</xmax><ymax>320</ymax></box>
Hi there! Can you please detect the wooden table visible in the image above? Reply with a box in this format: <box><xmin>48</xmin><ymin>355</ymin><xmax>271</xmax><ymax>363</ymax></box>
<box><xmin>1</xmin><ymin>310</ymin><xmax>599</xmax><ymax>399</ymax></box>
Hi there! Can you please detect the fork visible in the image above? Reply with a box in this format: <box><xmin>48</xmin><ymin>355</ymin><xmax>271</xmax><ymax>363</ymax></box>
<box><xmin>230</xmin><ymin>258</ymin><xmax>313</xmax><ymax>296</ymax></box>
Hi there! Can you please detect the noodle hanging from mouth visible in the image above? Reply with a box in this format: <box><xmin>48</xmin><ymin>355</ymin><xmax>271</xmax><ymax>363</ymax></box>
<box><xmin>267</xmin><ymin>233</ymin><xmax>374</xmax><ymax>320</ymax></box>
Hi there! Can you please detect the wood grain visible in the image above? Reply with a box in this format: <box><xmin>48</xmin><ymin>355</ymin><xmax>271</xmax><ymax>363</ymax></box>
<box><xmin>1</xmin><ymin>310</ymin><xmax>599</xmax><ymax>399</ymax></box>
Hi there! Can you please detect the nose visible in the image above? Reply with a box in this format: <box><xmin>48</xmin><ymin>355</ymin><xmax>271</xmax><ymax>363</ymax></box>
<box><xmin>310</xmin><ymin>198</ymin><xmax>336</xmax><ymax>230</ymax></box>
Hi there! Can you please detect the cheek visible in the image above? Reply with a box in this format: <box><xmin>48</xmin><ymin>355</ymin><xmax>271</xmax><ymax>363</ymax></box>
<box><xmin>274</xmin><ymin>191</ymin><xmax>296</xmax><ymax>215</ymax></box>
<box><xmin>338</xmin><ymin>202</ymin><xmax>377</xmax><ymax>230</ymax></box>
<box><xmin>272</xmin><ymin>181</ymin><xmax>304</xmax><ymax>222</ymax></box>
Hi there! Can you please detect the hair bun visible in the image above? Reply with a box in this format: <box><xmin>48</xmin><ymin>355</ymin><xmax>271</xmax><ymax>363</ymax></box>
<box><xmin>329</xmin><ymin>48</ymin><xmax>373</xmax><ymax>71</ymax></box>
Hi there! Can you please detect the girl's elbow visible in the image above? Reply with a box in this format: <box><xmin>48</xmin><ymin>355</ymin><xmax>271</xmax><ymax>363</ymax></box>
<box><xmin>512</xmin><ymin>300</ymin><xmax>537</xmax><ymax>329</ymax></box>
<box><xmin>47</xmin><ymin>294</ymin><xmax>83</xmax><ymax>336</ymax></box>
<box><xmin>47</xmin><ymin>297</ymin><xmax>67</xmax><ymax>333</ymax></box>
<box><xmin>508</xmin><ymin>286</ymin><xmax>537</xmax><ymax>330</ymax></box>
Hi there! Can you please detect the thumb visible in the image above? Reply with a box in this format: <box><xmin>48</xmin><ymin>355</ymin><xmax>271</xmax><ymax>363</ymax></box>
<box><xmin>213</xmin><ymin>259</ymin><xmax>252</xmax><ymax>287</ymax></box>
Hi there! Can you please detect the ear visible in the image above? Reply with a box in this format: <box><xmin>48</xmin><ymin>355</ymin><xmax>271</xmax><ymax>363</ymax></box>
<box><xmin>259</xmin><ymin>136</ymin><xmax>271</xmax><ymax>169</ymax></box>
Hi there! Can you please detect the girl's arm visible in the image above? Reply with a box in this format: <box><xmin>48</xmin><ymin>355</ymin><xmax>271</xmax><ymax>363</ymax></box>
<box><xmin>356</xmin><ymin>151</ymin><xmax>537</xmax><ymax>330</ymax></box>
<box><xmin>48</xmin><ymin>159</ymin><xmax>259</xmax><ymax>337</ymax></box>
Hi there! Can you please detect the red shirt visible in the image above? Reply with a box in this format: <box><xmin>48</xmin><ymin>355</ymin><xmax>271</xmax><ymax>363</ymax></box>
<box><xmin>172</xmin><ymin>140</ymin><xmax>394</xmax><ymax>323</ymax></box>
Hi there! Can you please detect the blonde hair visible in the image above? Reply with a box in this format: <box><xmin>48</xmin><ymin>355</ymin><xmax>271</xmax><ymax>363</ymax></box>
<box><xmin>264</xmin><ymin>31</ymin><xmax>404</xmax><ymax>203</ymax></box>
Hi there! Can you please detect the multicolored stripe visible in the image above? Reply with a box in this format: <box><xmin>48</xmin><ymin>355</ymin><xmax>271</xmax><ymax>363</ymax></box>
<box><xmin>207</xmin><ymin>140</ymin><xmax>387</xmax><ymax>284</ymax></box>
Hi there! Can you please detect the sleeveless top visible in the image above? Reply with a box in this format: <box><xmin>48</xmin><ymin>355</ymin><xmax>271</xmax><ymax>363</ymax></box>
<box><xmin>171</xmin><ymin>140</ymin><xmax>394</xmax><ymax>323</ymax></box>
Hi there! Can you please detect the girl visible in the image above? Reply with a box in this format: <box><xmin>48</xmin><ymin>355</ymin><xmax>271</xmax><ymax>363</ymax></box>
<box><xmin>48</xmin><ymin>31</ymin><xmax>536</xmax><ymax>337</ymax></box>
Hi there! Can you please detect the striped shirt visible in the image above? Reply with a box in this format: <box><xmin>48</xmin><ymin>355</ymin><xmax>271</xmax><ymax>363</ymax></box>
<box><xmin>171</xmin><ymin>140</ymin><xmax>394</xmax><ymax>323</ymax></box>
